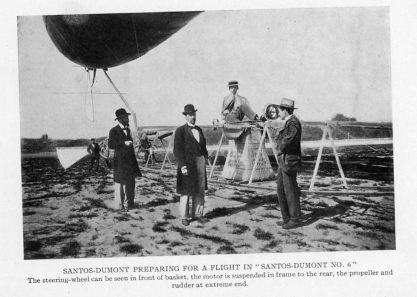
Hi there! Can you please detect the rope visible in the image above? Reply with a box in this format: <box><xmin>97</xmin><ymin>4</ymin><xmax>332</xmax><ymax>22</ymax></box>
<box><xmin>103</xmin><ymin>69</ymin><xmax>139</xmax><ymax>145</ymax></box>
<box><xmin>84</xmin><ymin>68</ymin><xmax>95</xmax><ymax>122</ymax></box>
<box><xmin>91</xmin><ymin>68</ymin><xmax>96</xmax><ymax>87</ymax></box>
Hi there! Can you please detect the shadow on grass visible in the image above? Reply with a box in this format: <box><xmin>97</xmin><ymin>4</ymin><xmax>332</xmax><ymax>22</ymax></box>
<box><xmin>171</xmin><ymin>226</ymin><xmax>232</xmax><ymax>245</ymax></box>
<box><xmin>139</xmin><ymin>197</ymin><xmax>177</xmax><ymax>208</ymax></box>
<box><xmin>299</xmin><ymin>198</ymin><xmax>355</xmax><ymax>227</ymax></box>
<box><xmin>204</xmin><ymin>194</ymin><xmax>277</xmax><ymax>220</ymax></box>
<box><xmin>152</xmin><ymin>221</ymin><xmax>169</xmax><ymax>233</ymax></box>
<box><xmin>299</xmin><ymin>196</ymin><xmax>393</xmax><ymax>232</ymax></box>
<box><xmin>83</xmin><ymin>197</ymin><xmax>109</xmax><ymax>210</ymax></box>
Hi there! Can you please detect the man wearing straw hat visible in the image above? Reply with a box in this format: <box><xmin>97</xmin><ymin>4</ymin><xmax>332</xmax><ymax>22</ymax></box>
<box><xmin>174</xmin><ymin>104</ymin><xmax>208</xmax><ymax>226</ymax></box>
<box><xmin>274</xmin><ymin>98</ymin><xmax>302</xmax><ymax>229</ymax></box>
<box><xmin>108</xmin><ymin>108</ymin><xmax>142</xmax><ymax>211</ymax></box>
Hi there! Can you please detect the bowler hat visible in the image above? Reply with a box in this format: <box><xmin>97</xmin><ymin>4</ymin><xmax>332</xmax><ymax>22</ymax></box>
<box><xmin>114</xmin><ymin>108</ymin><xmax>131</xmax><ymax>120</ymax></box>
<box><xmin>228</xmin><ymin>80</ymin><xmax>239</xmax><ymax>88</ymax></box>
<box><xmin>182</xmin><ymin>104</ymin><xmax>198</xmax><ymax>115</ymax></box>
<box><xmin>277</xmin><ymin>98</ymin><xmax>298</xmax><ymax>109</ymax></box>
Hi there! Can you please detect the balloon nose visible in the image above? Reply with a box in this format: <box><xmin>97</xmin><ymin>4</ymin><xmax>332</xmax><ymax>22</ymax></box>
<box><xmin>62</xmin><ymin>15</ymin><xmax>90</xmax><ymax>25</ymax></box>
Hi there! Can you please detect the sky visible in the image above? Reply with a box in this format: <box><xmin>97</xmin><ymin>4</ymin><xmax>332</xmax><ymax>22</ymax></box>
<box><xmin>18</xmin><ymin>7</ymin><xmax>391</xmax><ymax>139</ymax></box>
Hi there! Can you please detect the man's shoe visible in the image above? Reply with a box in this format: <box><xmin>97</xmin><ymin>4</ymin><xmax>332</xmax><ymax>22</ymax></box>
<box><xmin>197</xmin><ymin>217</ymin><xmax>209</xmax><ymax>224</ymax></box>
<box><xmin>181</xmin><ymin>219</ymin><xmax>190</xmax><ymax>226</ymax></box>
<box><xmin>276</xmin><ymin>219</ymin><xmax>290</xmax><ymax>226</ymax></box>
<box><xmin>282</xmin><ymin>220</ymin><xmax>299</xmax><ymax>230</ymax></box>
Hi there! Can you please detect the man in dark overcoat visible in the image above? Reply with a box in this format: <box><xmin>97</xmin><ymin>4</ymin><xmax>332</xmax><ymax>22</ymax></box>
<box><xmin>108</xmin><ymin>108</ymin><xmax>142</xmax><ymax>211</ymax></box>
<box><xmin>87</xmin><ymin>138</ymin><xmax>101</xmax><ymax>173</ymax></box>
<box><xmin>274</xmin><ymin>98</ymin><xmax>302</xmax><ymax>229</ymax></box>
<box><xmin>173</xmin><ymin>104</ymin><xmax>208</xmax><ymax>226</ymax></box>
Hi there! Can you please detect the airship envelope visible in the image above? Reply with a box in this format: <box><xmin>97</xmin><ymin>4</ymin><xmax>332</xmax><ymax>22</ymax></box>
<box><xmin>43</xmin><ymin>12</ymin><xmax>201</xmax><ymax>69</ymax></box>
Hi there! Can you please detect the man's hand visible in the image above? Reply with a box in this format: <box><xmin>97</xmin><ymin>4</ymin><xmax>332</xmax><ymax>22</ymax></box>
<box><xmin>181</xmin><ymin>166</ymin><xmax>188</xmax><ymax>175</ymax></box>
<box><xmin>124</xmin><ymin>140</ymin><xmax>133</xmax><ymax>146</ymax></box>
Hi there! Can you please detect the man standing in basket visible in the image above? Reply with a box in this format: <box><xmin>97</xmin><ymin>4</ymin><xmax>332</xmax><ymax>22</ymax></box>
<box><xmin>221</xmin><ymin>80</ymin><xmax>258</xmax><ymax>123</ymax></box>
<box><xmin>274</xmin><ymin>98</ymin><xmax>302</xmax><ymax>229</ymax></box>
<box><xmin>174</xmin><ymin>104</ymin><xmax>208</xmax><ymax>226</ymax></box>
<box><xmin>108</xmin><ymin>108</ymin><xmax>142</xmax><ymax>211</ymax></box>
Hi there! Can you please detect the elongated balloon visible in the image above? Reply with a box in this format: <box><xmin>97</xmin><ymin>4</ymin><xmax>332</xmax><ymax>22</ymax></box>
<box><xmin>43</xmin><ymin>12</ymin><xmax>201</xmax><ymax>69</ymax></box>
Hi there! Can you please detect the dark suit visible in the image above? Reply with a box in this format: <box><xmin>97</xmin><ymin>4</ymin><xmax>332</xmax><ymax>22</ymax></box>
<box><xmin>173</xmin><ymin>124</ymin><xmax>208</xmax><ymax>218</ymax></box>
<box><xmin>108</xmin><ymin>125</ymin><xmax>141</xmax><ymax>209</ymax></box>
<box><xmin>87</xmin><ymin>142</ymin><xmax>101</xmax><ymax>171</ymax></box>
<box><xmin>274</xmin><ymin>115</ymin><xmax>302</xmax><ymax>222</ymax></box>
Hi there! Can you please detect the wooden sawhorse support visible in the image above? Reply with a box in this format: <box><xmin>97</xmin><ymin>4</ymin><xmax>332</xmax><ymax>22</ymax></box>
<box><xmin>309</xmin><ymin>123</ymin><xmax>348</xmax><ymax>191</ymax></box>
<box><xmin>159</xmin><ymin>131</ymin><xmax>174</xmax><ymax>171</ymax></box>
<box><xmin>209</xmin><ymin>130</ymin><xmax>225</xmax><ymax>180</ymax></box>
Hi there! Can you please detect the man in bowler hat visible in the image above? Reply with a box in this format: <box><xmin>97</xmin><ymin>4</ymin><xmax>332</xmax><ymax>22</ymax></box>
<box><xmin>174</xmin><ymin>104</ymin><xmax>208</xmax><ymax>226</ymax></box>
<box><xmin>108</xmin><ymin>108</ymin><xmax>142</xmax><ymax>211</ymax></box>
<box><xmin>274</xmin><ymin>98</ymin><xmax>302</xmax><ymax>229</ymax></box>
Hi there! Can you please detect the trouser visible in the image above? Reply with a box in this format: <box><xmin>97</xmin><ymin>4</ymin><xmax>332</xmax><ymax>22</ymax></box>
<box><xmin>179</xmin><ymin>194</ymin><xmax>205</xmax><ymax>219</ymax></box>
<box><xmin>114</xmin><ymin>178</ymin><xmax>136</xmax><ymax>209</ymax></box>
<box><xmin>179</xmin><ymin>156</ymin><xmax>206</xmax><ymax>219</ymax></box>
<box><xmin>89</xmin><ymin>156</ymin><xmax>100</xmax><ymax>171</ymax></box>
<box><xmin>276</xmin><ymin>165</ymin><xmax>301</xmax><ymax>221</ymax></box>
<box><xmin>144</xmin><ymin>150</ymin><xmax>156</xmax><ymax>164</ymax></box>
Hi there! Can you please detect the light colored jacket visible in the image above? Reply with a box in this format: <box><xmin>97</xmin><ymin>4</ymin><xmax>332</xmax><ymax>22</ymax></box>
<box><xmin>221</xmin><ymin>94</ymin><xmax>257</xmax><ymax>122</ymax></box>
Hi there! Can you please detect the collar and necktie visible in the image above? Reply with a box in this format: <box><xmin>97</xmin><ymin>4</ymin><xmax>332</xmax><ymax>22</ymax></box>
<box><xmin>187</xmin><ymin>124</ymin><xmax>200</xmax><ymax>142</ymax></box>
<box><xmin>122</xmin><ymin>126</ymin><xmax>131</xmax><ymax>138</ymax></box>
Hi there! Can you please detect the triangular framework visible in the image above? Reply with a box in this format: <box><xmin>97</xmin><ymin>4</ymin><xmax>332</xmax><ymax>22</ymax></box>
<box><xmin>160</xmin><ymin>133</ymin><xmax>174</xmax><ymax>171</ymax></box>
<box><xmin>309</xmin><ymin>123</ymin><xmax>348</xmax><ymax>191</ymax></box>
<box><xmin>209</xmin><ymin>131</ymin><xmax>225</xmax><ymax>180</ymax></box>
